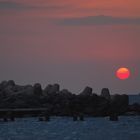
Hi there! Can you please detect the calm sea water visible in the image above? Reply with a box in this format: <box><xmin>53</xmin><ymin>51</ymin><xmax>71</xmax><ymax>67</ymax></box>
<box><xmin>0</xmin><ymin>116</ymin><xmax>140</xmax><ymax>140</ymax></box>
<box><xmin>0</xmin><ymin>95</ymin><xmax>139</xmax><ymax>140</ymax></box>
<box><xmin>129</xmin><ymin>95</ymin><xmax>140</xmax><ymax>104</ymax></box>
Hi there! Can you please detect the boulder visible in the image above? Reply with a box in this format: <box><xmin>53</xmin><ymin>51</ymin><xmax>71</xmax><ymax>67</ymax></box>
<box><xmin>0</xmin><ymin>80</ymin><xmax>15</xmax><ymax>90</ymax></box>
<box><xmin>33</xmin><ymin>83</ymin><xmax>42</xmax><ymax>96</ymax></box>
<box><xmin>44</xmin><ymin>84</ymin><xmax>53</xmax><ymax>94</ymax></box>
<box><xmin>15</xmin><ymin>85</ymin><xmax>34</xmax><ymax>95</ymax></box>
<box><xmin>3</xmin><ymin>86</ymin><xmax>14</xmax><ymax>96</ymax></box>
<box><xmin>0</xmin><ymin>81</ymin><xmax>8</xmax><ymax>90</ymax></box>
<box><xmin>110</xmin><ymin>94</ymin><xmax>129</xmax><ymax>114</ymax></box>
<box><xmin>44</xmin><ymin>84</ymin><xmax>60</xmax><ymax>95</ymax></box>
<box><xmin>7</xmin><ymin>80</ymin><xmax>15</xmax><ymax>87</ymax></box>
<box><xmin>60</xmin><ymin>89</ymin><xmax>72</xmax><ymax>96</ymax></box>
<box><xmin>50</xmin><ymin>84</ymin><xmax>60</xmax><ymax>94</ymax></box>
<box><xmin>101</xmin><ymin>88</ymin><xmax>111</xmax><ymax>100</ymax></box>
<box><xmin>128</xmin><ymin>103</ymin><xmax>140</xmax><ymax>115</ymax></box>
<box><xmin>80</xmin><ymin>86</ymin><xmax>92</xmax><ymax>96</ymax></box>
<box><xmin>0</xmin><ymin>80</ymin><xmax>16</xmax><ymax>97</ymax></box>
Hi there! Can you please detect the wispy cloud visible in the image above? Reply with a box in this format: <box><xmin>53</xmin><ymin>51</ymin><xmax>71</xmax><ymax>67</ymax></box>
<box><xmin>0</xmin><ymin>1</ymin><xmax>66</xmax><ymax>11</ymax></box>
<box><xmin>55</xmin><ymin>15</ymin><xmax>140</xmax><ymax>26</ymax></box>
<box><xmin>0</xmin><ymin>1</ymin><xmax>28</xmax><ymax>10</ymax></box>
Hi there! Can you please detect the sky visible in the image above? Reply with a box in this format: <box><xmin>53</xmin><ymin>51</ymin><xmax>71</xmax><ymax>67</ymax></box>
<box><xmin>0</xmin><ymin>0</ymin><xmax>140</xmax><ymax>94</ymax></box>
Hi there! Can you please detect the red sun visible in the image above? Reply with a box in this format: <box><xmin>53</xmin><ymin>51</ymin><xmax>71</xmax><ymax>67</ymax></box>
<box><xmin>116</xmin><ymin>67</ymin><xmax>130</xmax><ymax>80</ymax></box>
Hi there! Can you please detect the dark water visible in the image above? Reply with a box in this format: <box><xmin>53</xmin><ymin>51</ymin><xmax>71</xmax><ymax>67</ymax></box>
<box><xmin>0</xmin><ymin>95</ymin><xmax>139</xmax><ymax>140</ymax></box>
<box><xmin>0</xmin><ymin>116</ymin><xmax>140</xmax><ymax>140</ymax></box>
<box><xmin>129</xmin><ymin>95</ymin><xmax>140</xmax><ymax>104</ymax></box>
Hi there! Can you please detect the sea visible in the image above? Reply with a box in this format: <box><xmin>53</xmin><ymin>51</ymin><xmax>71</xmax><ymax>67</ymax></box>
<box><xmin>0</xmin><ymin>95</ymin><xmax>140</xmax><ymax>140</ymax></box>
<box><xmin>129</xmin><ymin>95</ymin><xmax>140</xmax><ymax>104</ymax></box>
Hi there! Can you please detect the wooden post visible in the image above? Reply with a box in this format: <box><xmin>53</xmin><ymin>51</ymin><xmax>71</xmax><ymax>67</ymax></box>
<box><xmin>10</xmin><ymin>116</ymin><xmax>15</xmax><ymax>121</ymax></box>
<box><xmin>73</xmin><ymin>115</ymin><xmax>78</xmax><ymax>121</ymax></box>
<box><xmin>79</xmin><ymin>114</ymin><xmax>84</xmax><ymax>121</ymax></box>
<box><xmin>44</xmin><ymin>116</ymin><xmax>50</xmax><ymax>121</ymax></box>
<box><xmin>109</xmin><ymin>114</ymin><xmax>118</xmax><ymax>121</ymax></box>
<box><xmin>38</xmin><ymin>117</ymin><xmax>44</xmax><ymax>121</ymax></box>
<box><xmin>3</xmin><ymin>117</ymin><xmax>8</xmax><ymax>122</ymax></box>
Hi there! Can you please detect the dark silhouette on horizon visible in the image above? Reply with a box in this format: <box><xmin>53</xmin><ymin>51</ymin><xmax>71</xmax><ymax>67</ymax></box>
<box><xmin>0</xmin><ymin>80</ymin><xmax>139</xmax><ymax>119</ymax></box>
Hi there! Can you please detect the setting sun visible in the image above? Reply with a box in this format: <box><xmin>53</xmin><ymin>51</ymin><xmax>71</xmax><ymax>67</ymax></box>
<box><xmin>116</xmin><ymin>67</ymin><xmax>130</xmax><ymax>80</ymax></box>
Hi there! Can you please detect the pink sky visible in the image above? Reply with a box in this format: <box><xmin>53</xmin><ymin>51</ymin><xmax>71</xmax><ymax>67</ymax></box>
<box><xmin>0</xmin><ymin>0</ymin><xmax>140</xmax><ymax>94</ymax></box>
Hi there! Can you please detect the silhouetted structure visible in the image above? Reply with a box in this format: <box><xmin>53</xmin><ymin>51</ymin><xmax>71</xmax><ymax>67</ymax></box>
<box><xmin>38</xmin><ymin>117</ymin><xmax>44</xmax><ymax>121</ymax></box>
<box><xmin>79</xmin><ymin>114</ymin><xmax>84</xmax><ymax>121</ymax></box>
<box><xmin>109</xmin><ymin>114</ymin><xmax>118</xmax><ymax>121</ymax></box>
<box><xmin>73</xmin><ymin>115</ymin><xmax>78</xmax><ymax>121</ymax></box>
<box><xmin>3</xmin><ymin>117</ymin><xmax>8</xmax><ymax>122</ymax></box>
<box><xmin>101</xmin><ymin>88</ymin><xmax>111</xmax><ymax>100</ymax></box>
<box><xmin>0</xmin><ymin>80</ymin><xmax>139</xmax><ymax>118</ymax></box>
<box><xmin>33</xmin><ymin>83</ymin><xmax>42</xmax><ymax>96</ymax></box>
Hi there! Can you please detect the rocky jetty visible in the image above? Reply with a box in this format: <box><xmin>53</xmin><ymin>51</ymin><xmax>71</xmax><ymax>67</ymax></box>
<box><xmin>0</xmin><ymin>80</ymin><xmax>139</xmax><ymax>117</ymax></box>
<box><xmin>101</xmin><ymin>88</ymin><xmax>111</xmax><ymax>100</ymax></box>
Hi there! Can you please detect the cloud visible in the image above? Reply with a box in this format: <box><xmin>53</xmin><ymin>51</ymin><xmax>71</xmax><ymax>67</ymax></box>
<box><xmin>0</xmin><ymin>1</ymin><xmax>65</xmax><ymax>11</ymax></box>
<box><xmin>0</xmin><ymin>1</ymin><xmax>28</xmax><ymax>10</ymax></box>
<box><xmin>55</xmin><ymin>15</ymin><xmax>140</xmax><ymax>25</ymax></box>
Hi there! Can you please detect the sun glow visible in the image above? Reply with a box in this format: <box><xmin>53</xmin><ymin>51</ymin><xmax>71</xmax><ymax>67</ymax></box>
<box><xmin>116</xmin><ymin>67</ymin><xmax>130</xmax><ymax>80</ymax></box>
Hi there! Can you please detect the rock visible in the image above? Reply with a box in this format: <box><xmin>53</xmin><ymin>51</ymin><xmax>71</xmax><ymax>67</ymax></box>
<box><xmin>12</xmin><ymin>85</ymin><xmax>24</xmax><ymax>92</ymax></box>
<box><xmin>15</xmin><ymin>85</ymin><xmax>34</xmax><ymax>96</ymax></box>
<box><xmin>0</xmin><ymin>80</ymin><xmax>15</xmax><ymax>90</ymax></box>
<box><xmin>0</xmin><ymin>80</ymin><xmax>16</xmax><ymax>97</ymax></box>
<box><xmin>0</xmin><ymin>81</ymin><xmax>8</xmax><ymax>89</ymax></box>
<box><xmin>24</xmin><ymin>85</ymin><xmax>33</xmax><ymax>93</ymax></box>
<box><xmin>60</xmin><ymin>89</ymin><xmax>72</xmax><ymax>96</ymax></box>
<box><xmin>110</xmin><ymin>94</ymin><xmax>129</xmax><ymax>114</ymax></box>
<box><xmin>44</xmin><ymin>84</ymin><xmax>60</xmax><ymax>95</ymax></box>
<box><xmin>101</xmin><ymin>88</ymin><xmax>111</xmax><ymax>100</ymax></box>
<box><xmin>112</xmin><ymin>94</ymin><xmax>129</xmax><ymax>106</ymax></box>
<box><xmin>24</xmin><ymin>85</ymin><xmax>34</xmax><ymax>95</ymax></box>
<box><xmin>2</xmin><ymin>85</ymin><xmax>16</xmax><ymax>97</ymax></box>
<box><xmin>3</xmin><ymin>86</ymin><xmax>14</xmax><ymax>96</ymax></box>
<box><xmin>0</xmin><ymin>80</ymin><xmax>133</xmax><ymax>117</ymax></box>
<box><xmin>44</xmin><ymin>84</ymin><xmax>53</xmax><ymax>94</ymax></box>
<box><xmin>96</xmin><ymin>99</ymin><xmax>110</xmax><ymax>116</ymax></box>
<box><xmin>129</xmin><ymin>103</ymin><xmax>140</xmax><ymax>115</ymax></box>
<box><xmin>80</xmin><ymin>86</ymin><xmax>92</xmax><ymax>96</ymax></box>
<box><xmin>7</xmin><ymin>80</ymin><xmax>15</xmax><ymax>87</ymax></box>
<box><xmin>50</xmin><ymin>84</ymin><xmax>60</xmax><ymax>93</ymax></box>
<box><xmin>33</xmin><ymin>83</ymin><xmax>42</xmax><ymax>96</ymax></box>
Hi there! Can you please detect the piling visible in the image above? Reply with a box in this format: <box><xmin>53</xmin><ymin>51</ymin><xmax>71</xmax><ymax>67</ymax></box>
<box><xmin>109</xmin><ymin>114</ymin><xmax>118</xmax><ymax>121</ymax></box>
